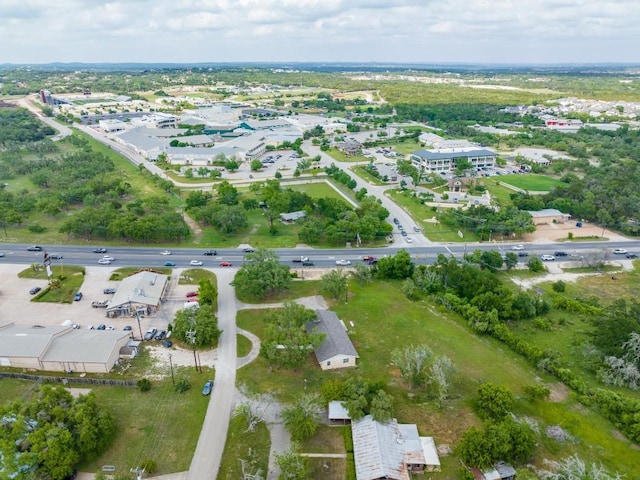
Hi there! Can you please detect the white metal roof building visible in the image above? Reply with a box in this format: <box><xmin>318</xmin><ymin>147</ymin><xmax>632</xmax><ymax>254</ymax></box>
<box><xmin>0</xmin><ymin>322</ymin><xmax>130</xmax><ymax>373</ymax></box>
<box><xmin>106</xmin><ymin>271</ymin><xmax>169</xmax><ymax>317</ymax></box>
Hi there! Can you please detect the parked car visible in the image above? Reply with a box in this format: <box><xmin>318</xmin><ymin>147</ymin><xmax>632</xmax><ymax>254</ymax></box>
<box><xmin>73</xmin><ymin>292</ymin><xmax>83</xmax><ymax>301</ymax></box>
<box><xmin>541</xmin><ymin>255</ymin><xmax>556</xmax><ymax>261</ymax></box>
<box><xmin>405</xmin><ymin>237</ymin><xmax>413</xmax><ymax>243</ymax></box>
<box><xmin>613</xmin><ymin>248</ymin><xmax>628</xmax><ymax>254</ymax></box>
<box><xmin>220</xmin><ymin>261</ymin><xmax>232</xmax><ymax>267</ymax></box>
<box><xmin>144</xmin><ymin>328</ymin><xmax>157</xmax><ymax>341</ymax></box>
<box><xmin>202</xmin><ymin>380</ymin><xmax>214</xmax><ymax>396</ymax></box>
<box><xmin>554</xmin><ymin>251</ymin><xmax>568</xmax><ymax>257</ymax></box>
<box><xmin>164</xmin><ymin>261</ymin><xmax>176</xmax><ymax>266</ymax></box>
<box><xmin>154</xmin><ymin>330</ymin><xmax>166</xmax><ymax>341</ymax></box>
<box><xmin>91</xmin><ymin>300</ymin><xmax>109</xmax><ymax>308</ymax></box>
<box><xmin>27</xmin><ymin>245</ymin><xmax>43</xmax><ymax>251</ymax></box>
<box><xmin>49</xmin><ymin>253</ymin><xmax>63</xmax><ymax>259</ymax></box>
<box><xmin>626</xmin><ymin>253</ymin><xmax>638</xmax><ymax>259</ymax></box>
<box><xmin>29</xmin><ymin>286</ymin><xmax>42</xmax><ymax>295</ymax></box>
<box><xmin>511</xmin><ymin>245</ymin><xmax>524</xmax><ymax>251</ymax></box>
<box><xmin>413</xmin><ymin>226</ymin><xmax>421</xmax><ymax>233</ymax></box>
<box><xmin>186</xmin><ymin>291</ymin><xmax>198</xmax><ymax>298</ymax></box>
<box><xmin>203</xmin><ymin>250</ymin><xmax>217</xmax><ymax>256</ymax></box>
<box><xmin>190</xmin><ymin>260</ymin><xmax>203</xmax><ymax>266</ymax></box>
<box><xmin>96</xmin><ymin>324</ymin><xmax>106</xmax><ymax>330</ymax></box>
<box><xmin>103</xmin><ymin>287</ymin><xmax>116</xmax><ymax>294</ymax></box>
<box><xmin>123</xmin><ymin>326</ymin><xmax>133</xmax><ymax>331</ymax></box>
<box><xmin>162</xmin><ymin>339</ymin><xmax>173</xmax><ymax>348</ymax></box>
<box><xmin>160</xmin><ymin>250</ymin><xmax>172</xmax><ymax>256</ymax></box>
<box><xmin>336</xmin><ymin>259</ymin><xmax>351</xmax><ymax>266</ymax></box>
<box><xmin>92</xmin><ymin>248</ymin><xmax>107</xmax><ymax>253</ymax></box>
<box><xmin>71</xmin><ymin>323</ymin><xmax>80</xmax><ymax>330</ymax></box>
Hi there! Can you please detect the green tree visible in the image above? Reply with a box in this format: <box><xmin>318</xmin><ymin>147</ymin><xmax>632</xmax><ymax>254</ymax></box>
<box><xmin>376</xmin><ymin>249</ymin><xmax>415</xmax><ymax>279</ymax></box>
<box><xmin>216</xmin><ymin>180</ymin><xmax>239</xmax><ymax>205</ymax></box>
<box><xmin>232</xmin><ymin>248</ymin><xmax>291</xmax><ymax>300</ymax></box>
<box><xmin>224</xmin><ymin>158</ymin><xmax>240</xmax><ymax>172</ymax></box>
<box><xmin>320</xmin><ymin>269</ymin><xmax>349</xmax><ymax>301</ymax></box>
<box><xmin>480</xmin><ymin>250</ymin><xmax>504</xmax><ymax>272</ymax></box>
<box><xmin>170</xmin><ymin>304</ymin><xmax>222</xmax><ymax>347</ymax></box>
<box><xmin>369</xmin><ymin>390</ymin><xmax>394</xmax><ymax>422</ymax></box>
<box><xmin>475</xmin><ymin>383</ymin><xmax>514</xmax><ymax>421</ymax></box>
<box><xmin>250</xmin><ymin>159</ymin><xmax>263</xmax><ymax>171</ymax></box>
<box><xmin>198</xmin><ymin>278</ymin><xmax>218</xmax><ymax>307</ymax></box>
<box><xmin>528</xmin><ymin>256</ymin><xmax>545</xmax><ymax>272</ymax></box>
<box><xmin>504</xmin><ymin>252</ymin><xmax>518</xmax><ymax>270</ymax></box>
<box><xmin>391</xmin><ymin>344</ymin><xmax>434</xmax><ymax>389</ymax></box>
<box><xmin>281</xmin><ymin>394</ymin><xmax>322</xmax><ymax>441</ymax></box>
<box><xmin>275</xmin><ymin>443</ymin><xmax>311</xmax><ymax>480</ymax></box>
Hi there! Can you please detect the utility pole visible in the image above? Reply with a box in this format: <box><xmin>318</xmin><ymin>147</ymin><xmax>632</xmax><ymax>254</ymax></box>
<box><xmin>168</xmin><ymin>353</ymin><xmax>175</xmax><ymax>386</ymax></box>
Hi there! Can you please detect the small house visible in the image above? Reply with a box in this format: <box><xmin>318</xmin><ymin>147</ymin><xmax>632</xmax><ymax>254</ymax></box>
<box><xmin>307</xmin><ymin>310</ymin><xmax>358</xmax><ymax>370</ymax></box>
<box><xmin>280</xmin><ymin>211</ymin><xmax>307</xmax><ymax>223</ymax></box>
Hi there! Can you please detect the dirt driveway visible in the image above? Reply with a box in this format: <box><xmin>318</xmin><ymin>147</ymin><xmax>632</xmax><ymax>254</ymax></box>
<box><xmin>523</xmin><ymin>222</ymin><xmax>630</xmax><ymax>243</ymax></box>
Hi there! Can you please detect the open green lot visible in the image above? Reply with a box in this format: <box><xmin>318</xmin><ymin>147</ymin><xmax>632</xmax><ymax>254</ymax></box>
<box><xmin>18</xmin><ymin>265</ymin><xmax>86</xmax><ymax>303</ymax></box>
<box><xmin>498</xmin><ymin>173</ymin><xmax>564</xmax><ymax>192</ymax></box>
<box><xmin>234</xmin><ymin>277</ymin><xmax>640</xmax><ymax>477</ymax></box>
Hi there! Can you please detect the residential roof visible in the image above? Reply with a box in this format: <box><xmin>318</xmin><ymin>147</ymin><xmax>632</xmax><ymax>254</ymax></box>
<box><xmin>0</xmin><ymin>323</ymin><xmax>68</xmax><ymax>358</ymax></box>
<box><xmin>107</xmin><ymin>271</ymin><xmax>168</xmax><ymax>311</ymax></box>
<box><xmin>41</xmin><ymin>330</ymin><xmax>130</xmax><ymax>364</ymax></box>
<box><xmin>328</xmin><ymin>401</ymin><xmax>351</xmax><ymax>421</ymax></box>
<box><xmin>411</xmin><ymin>148</ymin><xmax>498</xmax><ymax>161</ymax></box>
<box><xmin>352</xmin><ymin>415</ymin><xmax>425</xmax><ymax>480</ymax></box>
<box><xmin>420</xmin><ymin>437</ymin><xmax>441</xmax><ymax>467</ymax></box>
<box><xmin>280</xmin><ymin>211</ymin><xmax>307</xmax><ymax>222</ymax></box>
<box><xmin>307</xmin><ymin>310</ymin><xmax>358</xmax><ymax>363</ymax></box>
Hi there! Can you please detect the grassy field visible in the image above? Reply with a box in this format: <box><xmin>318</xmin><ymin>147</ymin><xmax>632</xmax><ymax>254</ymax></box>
<box><xmin>498</xmin><ymin>173</ymin><xmax>564</xmax><ymax>192</ymax></box>
<box><xmin>235</xmin><ymin>279</ymin><xmax>321</xmax><ymax>305</ymax></box>
<box><xmin>324</xmin><ymin>148</ymin><xmax>369</xmax><ymax>163</ymax></box>
<box><xmin>234</xmin><ymin>277</ymin><xmax>640</xmax><ymax>477</ymax></box>
<box><xmin>351</xmin><ymin>166</ymin><xmax>386</xmax><ymax>185</ymax></box>
<box><xmin>218</xmin><ymin>413</ymin><xmax>270</xmax><ymax>479</ymax></box>
<box><xmin>177</xmin><ymin>268</ymin><xmax>217</xmax><ymax>286</ymax></box>
<box><xmin>287</xmin><ymin>181</ymin><xmax>348</xmax><ymax>203</ymax></box>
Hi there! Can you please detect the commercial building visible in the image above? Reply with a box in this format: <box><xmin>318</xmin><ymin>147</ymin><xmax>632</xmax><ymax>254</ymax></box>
<box><xmin>411</xmin><ymin>148</ymin><xmax>497</xmax><ymax>173</ymax></box>
<box><xmin>106</xmin><ymin>271</ymin><xmax>169</xmax><ymax>318</ymax></box>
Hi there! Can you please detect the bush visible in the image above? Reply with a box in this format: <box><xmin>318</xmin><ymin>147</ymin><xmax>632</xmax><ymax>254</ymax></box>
<box><xmin>552</xmin><ymin>280</ymin><xmax>566</xmax><ymax>293</ymax></box>
<box><xmin>140</xmin><ymin>459</ymin><xmax>157</xmax><ymax>474</ymax></box>
<box><xmin>137</xmin><ymin>378</ymin><xmax>152</xmax><ymax>392</ymax></box>
<box><xmin>175</xmin><ymin>378</ymin><xmax>191</xmax><ymax>393</ymax></box>
<box><xmin>524</xmin><ymin>384</ymin><xmax>551</xmax><ymax>401</ymax></box>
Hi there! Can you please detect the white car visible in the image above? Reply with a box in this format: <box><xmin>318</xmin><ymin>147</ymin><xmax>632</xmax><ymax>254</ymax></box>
<box><xmin>102</xmin><ymin>256</ymin><xmax>115</xmax><ymax>262</ymax></box>
<box><xmin>190</xmin><ymin>260</ymin><xmax>204</xmax><ymax>266</ymax></box>
<box><xmin>97</xmin><ymin>258</ymin><xmax>112</xmax><ymax>265</ymax></box>
<box><xmin>511</xmin><ymin>245</ymin><xmax>524</xmax><ymax>251</ymax></box>
<box><xmin>613</xmin><ymin>248</ymin><xmax>628</xmax><ymax>254</ymax></box>
<box><xmin>336</xmin><ymin>259</ymin><xmax>351</xmax><ymax>266</ymax></box>
<box><xmin>404</xmin><ymin>237</ymin><xmax>413</xmax><ymax>243</ymax></box>
<box><xmin>160</xmin><ymin>250</ymin><xmax>172</xmax><ymax>256</ymax></box>
<box><xmin>540</xmin><ymin>254</ymin><xmax>556</xmax><ymax>261</ymax></box>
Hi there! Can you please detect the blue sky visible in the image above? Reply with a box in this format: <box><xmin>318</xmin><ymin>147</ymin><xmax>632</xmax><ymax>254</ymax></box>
<box><xmin>1</xmin><ymin>0</ymin><xmax>638</xmax><ymax>64</ymax></box>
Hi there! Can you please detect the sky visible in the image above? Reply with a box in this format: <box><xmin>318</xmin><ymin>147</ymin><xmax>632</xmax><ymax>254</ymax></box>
<box><xmin>1</xmin><ymin>0</ymin><xmax>639</xmax><ymax>65</ymax></box>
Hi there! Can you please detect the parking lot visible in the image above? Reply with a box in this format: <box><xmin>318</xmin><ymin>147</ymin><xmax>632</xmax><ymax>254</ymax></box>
<box><xmin>0</xmin><ymin>264</ymin><xmax>189</xmax><ymax>337</ymax></box>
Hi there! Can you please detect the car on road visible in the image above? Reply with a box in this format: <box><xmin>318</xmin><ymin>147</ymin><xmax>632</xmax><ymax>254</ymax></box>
<box><xmin>613</xmin><ymin>248</ymin><xmax>628</xmax><ymax>254</ymax></box>
<box><xmin>164</xmin><ymin>261</ymin><xmax>176</xmax><ymax>267</ymax></box>
<box><xmin>401</xmin><ymin>231</ymin><xmax>408</xmax><ymax>237</ymax></box>
<box><xmin>517</xmin><ymin>251</ymin><xmax>529</xmax><ymax>257</ymax></box>
<box><xmin>144</xmin><ymin>328</ymin><xmax>157</xmax><ymax>341</ymax></box>
<box><xmin>511</xmin><ymin>245</ymin><xmax>524</xmax><ymax>251</ymax></box>
<box><xmin>154</xmin><ymin>330</ymin><xmax>166</xmax><ymax>341</ymax></box>
<box><xmin>186</xmin><ymin>291</ymin><xmax>198</xmax><ymax>298</ymax></box>
<box><xmin>27</xmin><ymin>245</ymin><xmax>43</xmax><ymax>251</ymax></box>
<box><xmin>292</xmin><ymin>256</ymin><xmax>309</xmax><ymax>263</ymax></box>
<box><xmin>405</xmin><ymin>237</ymin><xmax>413</xmax><ymax>243</ymax></box>
<box><xmin>123</xmin><ymin>326</ymin><xmax>133</xmax><ymax>331</ymax></box>
<box><xmin>626</xmin><ymin>253</ymin><xmax>638</xmax><ymax>259</ymax></box>
<box><xmin>554</xmin><ymin>251</ymin><xmax>568</xmax><ymax>257</ymax></box>
<box><xmin>413</xmin><ymin>226</ymin><xmax>421</xmax><ymax>233</ymax></box>
<box><xmin>243</xmin><ymin>248</ymin><xmax>255</xmax><ymax>253</ymax></box>
<box><xmin>97</xmin><ymin>258</ymin><xmax>112</xmax><ymax>265</ymax></box>
<box><xmin>29</xmin><ymin>286</ymin><xmax>42</xmax><ymax>295</ymax></box>
<box><xmin>103</xmin><ymin>287</ymin><xmax>116</xmax><ymax>294</ymax></box>
<box><xmin>336</xmin><ymin>259</ymin><xmax>351</xmax><ymax>266</ymax></box>
<box><xmin>203</xmin><ymin>250</ymin><xmax>217</xmax><ymax>256</ymax></box>
<box><xmin>302</xmin><ymin>261</ymin><xmax>315</xmax><ymax>266</ymax></box>
<box><xmin>190</xmin><ymin>260</ymin><xmax>203</xmax><ymax>266</ymax></box>
<box><xmin>202</xmin><ymin>380</ymin><xmax>214</xmax><ymax>396</ymax></box>
<box><xmin>73</xmin><ymin>292</ymin><xmax>83</xmax><ymax>301</ymax></box>
<box><xmin>541</xmin><ymin>254</ymin><xmax>556</xmax><ymax>261</ymax></box>
<box><xmin>92</xmin><ymin>248</ymin><xmax>107</xmax><ymax>254</ymax></box>
<box><xmin>160</xmin><ymin>250</ymin><xmax>172</xmax><ymax>255</ymax></box>
<box><xmin>220</xmin><ymin>261</ymin><xmax>232</xmax><ymax>267</ymax></box>
<box><xmin>101</xmin><ymin>256</ymin><xmax>115</xmax><ymax>262</ymax></box>
<box><xmin>49</xmin><ymin>254</ymin><xmax>63</xmax><ymax>260</ymax></box>
<box><xmin>0</xmin><ymin>252</ymin><xmax>5</xmax><ymax>257</ymax></box>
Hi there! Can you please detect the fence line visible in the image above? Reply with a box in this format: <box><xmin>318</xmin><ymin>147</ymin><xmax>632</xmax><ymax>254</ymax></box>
<box><xmin>0</xmin><ymin>372</ymin><xmax>137</xmax><ymax>387</ymax></box>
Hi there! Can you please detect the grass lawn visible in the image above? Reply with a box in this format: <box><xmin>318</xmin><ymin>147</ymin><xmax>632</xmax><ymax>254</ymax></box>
<box><xmin>218</xmin><ymin>414</ymin><xmax>270</xmax><ymax>480</ymax></box>
<box><xmin>482</xmin><ymin>181</ymin><xmax>515</xmax><ymax>207</ymax></box>
<box><xmin>237</xmin><ymin>334</ymin><xmax>253</xmax><ymax>358</ymax></box>
<box><xmin>324</xmin><ymin>148</ymin><xmax>369</xmax><ymax>163</ymax></box>
<box><xmin>18</xmin><ymin>265</ymin><xmax>86</xmax><ymax>303</ymax></box>
<box><xmin>287</xmin><ymin>181</ymin><xmax>347</xmax><ymax>203</ymax></box>
<box><xmin>236</xmin><ymin>279</ymin><xmax>320</xmax><ymax>305</ymax></box>
<box><xmin>235</xmin><ymin>278</ymin><xmax>640</xmax><ymax>477</ymax></box>
<box><xmin>498</xmin><ymin>173</ymin><xmax>564</xmax><ymax>192</ymax></box>
<box><xmin>109</xmin><ymin>267</ymin><xmax>173</xmax><ymax>281</ymax></box>
<box><xmin>178</xmin><ymin>268</ymin><xmax>217</xmax><ymax>286</ymax></box>
<box><xmin>351</xmin><ymin>166</ymin><xmax>386</xmax><ymax>185</ymax></box>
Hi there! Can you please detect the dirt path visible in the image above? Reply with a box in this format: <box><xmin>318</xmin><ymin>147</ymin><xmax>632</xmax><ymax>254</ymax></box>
<box><xmin>181</xmin><ymin>212</ymin><xmax>203</xmax><ymax>244</ymax></box>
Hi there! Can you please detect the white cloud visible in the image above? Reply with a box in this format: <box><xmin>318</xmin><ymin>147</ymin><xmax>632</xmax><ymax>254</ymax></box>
<box><xmin>0</xmin><ymin>0</ymin><xmax>639</xmax><ymax>63</ymax></box>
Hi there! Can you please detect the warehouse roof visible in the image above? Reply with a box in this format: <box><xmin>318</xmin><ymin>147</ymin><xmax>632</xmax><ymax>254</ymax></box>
<box><xmin>0</xmin><ymin>323</ymin><xmax>68</xmax><ymax>358</ymax></box>
<box><xmin>41</xmin><ymin>330</ymin><xmax>130</xmax><ymax>364</ymax></box>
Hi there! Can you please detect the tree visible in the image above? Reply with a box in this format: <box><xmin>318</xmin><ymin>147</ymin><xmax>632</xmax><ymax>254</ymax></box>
<box><xmin>260</xmin><ymin>303</ymin><xmax>323</xmax><ymax>369</ymax></box>
<box><xmin>281</xmin><ymin>394</ymin><xmax>322</xmax><ymax>441</ymax></box>
<box><xmin>538</xmin><ymin>454</ymin><xmax>624</xmax><ymax>480</ymax></box>
<box><xmin>369</xmin><ymin>390</ymin><xmax>394</xmax><ymax>422</ymax></box>
<box><xmin>275</xmin><ymin>171</ymin><xmax>282</xmax><ymax>179</ymax></box>
<box><xmin>475</xmin><ymin>383</ymin><xmax>514</xmax><ymax>421</ymax></box>
<box><xmin>504</xmin><ymin>252</ymin><xmax>518</xmax><ymax>270</ymax></box>
<box><xmin>480</xmin><ymin>250</ymin><xmax>503</xmax><ymax>272</ymax></box>
<box><xmin>250</xmin><ymin>159</ymin><xmax>263</xmax><ymax>171</ymax></box>
<box><xmin>351</xmin><ymin>262</ymin><xmax>373</xmax><ymax>285</ymax></box>
<box><xmin>170</xmin><ymin>304</ymin><xmax>222</xmax><ymax>347</ymax></box>
<box><xmin>275</xmin><ymin>443</ymin><xmax>311</xmax><ymax>480</ymax></box>
<box><xmin>528</xmin><ymin>256</ymin><xmax>545</xmax><ymax>272</ymax></box>
<box><xmin>198</xmin><ymin>278</ymin><xmax>218</xmax><ymax>306</ymax></box>
<box><xmin>216</xmin><ymin>180</ymin><xmax>239</xmax><ymax>205</ymax></box>
<box><xmin>320</xmin><ymin>269</ymin><xmax>349</xmax><ymax>301</ymax></box>
<box><xmin>224</xmin><ymin>158</ymin><xmax>240</xmax><ymax>172</ymax></box>
<box><xmin>391</xmin><ymin>344</ymin><xmax>433</xmax><ymax>389</ymax></box>
<box><xmin>376</xmin><ymin>249</ymin><xmax>415</xmax><ymax>279</ymax></box>
<box><xmin>232</xmin><ymin>248</ymin><xmax>291</xmax><ymax>300</ymax></box>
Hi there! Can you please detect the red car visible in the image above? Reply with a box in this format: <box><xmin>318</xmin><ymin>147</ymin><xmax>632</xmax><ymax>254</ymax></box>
<box><xmin>220</xmin><ymin>261</ymin><xmax>232</xmax><ymax>267</ymax></box>
<box><xmin>185</xmin><ymin>291</ymin><xmax>198</xmax><ymax>298</ymax></box>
